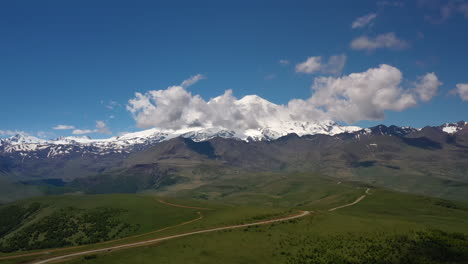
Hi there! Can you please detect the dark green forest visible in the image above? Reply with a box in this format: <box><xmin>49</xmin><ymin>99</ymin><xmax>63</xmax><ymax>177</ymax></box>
<box><xmin>0</xmin><ymin>205</ymin><xmax>136</xmax><ymax>252</ymax></box>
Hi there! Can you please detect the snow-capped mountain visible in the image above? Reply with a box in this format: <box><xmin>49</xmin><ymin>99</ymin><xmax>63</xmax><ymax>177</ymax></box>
<box><xmin>439</xmin><ymin>121</ymin><xmax>468</xmax><ymax>134</ymax></box>
<box><xmin>1</xmin><ymin>121</ymin><xmax>466</xmax><ymax>159</ymax></box>
<box><xmin>0</xmin><ymin>121</ymin><xmax>360</xmax><ymax>158</ymax></box>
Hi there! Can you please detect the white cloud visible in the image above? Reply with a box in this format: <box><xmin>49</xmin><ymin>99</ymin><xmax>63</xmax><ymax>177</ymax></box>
<box><xmin>127</xmin><ymin>85</ymin><xmax>322</xmax><ymax>131</ymax></box>
<box><xmin>0</xmin><ymin>130</ymin><xmax>27</xmax><ymax>137</ymax></box>
<box><xmin>71</xmin><ymin>121</ymin><xmax>111</xmax><ymax>135</ymax></box>
<box><xmin>53</xmin><ymin>125</ymin><xmax>75</xmax><ymax>130</ymax></box>
<box><xmin>413</xmin><ymin>73</ymin><xmax>442</xmax><ymax>102</ymax></box>
<box><xmin>127</xmin><ymin>66</ymin><xmax>440</xmax><ymax>127</ymax></box>
<box><xmin>279</xmin><ymin>59</ymin><xmax>290</xmax><ymax>65</ymax></box>
<box><xmin>96</xmin><ymin>120</ymin><xmax>111</xmax><ymax>134</ymax></box>
<box><xmin>72</xmin><ymin>129</ymin><xmax>95</xmax><ymax>135</ymax></box>
<box><xmin>351</xmin><ymin>32</ymin><xmax>409</xmax><ymax>51</ymax></box>
<box><xmin>308</xmin><ymin>64</ymin><xmax>424</xmax><ymax>123</ymax></box>
<box><xmin>351</xmin><ymin>13</ymin><xmax>378</xmax><ymax>29</ymax></box>
<box><xmin>455</xmin><ymin>83</ymin><xmax>468</xmax><ymax>101</ymax></box>
<box><xmin>296</xmin><ymin>54</ymin><xmax>346</xmax><ymax>75</ymax></box>
<box><xmin>323</xmin><ymin>54</ymin><xmax>347</xmax><ymax>75</ymax></box>
<box><xmin>296</xmin><ymin>56</ymin><xmax>322</xmax><ymax>74</ymax></box>
<box><xmin>180</xmin><ymin>74</ymin><xmax>205</xmax><ymax>88</ymax></box>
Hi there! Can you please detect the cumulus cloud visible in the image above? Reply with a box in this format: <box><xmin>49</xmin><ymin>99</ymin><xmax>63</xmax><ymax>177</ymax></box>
<box><xmin>279</xmin><ymin>59</ymin><xmax>290</xmax><ymax>65</ymax></box>
<box><xmin>308</xmin><ymin>65</ymin><xmax>413</xmax><ymax>123</ymax></box>
<box><xmin>72</xmin><ymin>121</ymin><xmax>111</xmax><ymax>135</ymax></box>
<box><xmin>180</xmin><ymin>74</ymin><xmax>205</xmax><ymax>88</ymax></box>
<box><xmin>295</xmin><ymin>54</ymin><xmax>347</xmax><ymax>75</ymax></box>
<box><xmin>351</xmin><ymin>32</ymin><xmax>409</xmax><ymax>51</ymax></box>
<box><xmin>454</xmin><ymin>83</ymin><xmax>468</xmax><ymax>101</ymax></box>
<box><xmin>351</xmin><ymin>13</ymin><xmax>378</xmax><ymax>29</ymax></box>
<box><xmin>53</xmin><ymin>125</ymin><xmax>75</xmax><ymax>130</ymax></box>
<box><xmin>307</xmin><ymin>65</ymin><xmax>442</xmax><ymax>123</ymax></box>
<box><xmin>296</xmin><ymin>56</ymin><xmax>322</xmax><ymax>74</ymax></box>
<box><xmin>127</xmin><ymin>85</ymin><xmax>324</xmax><ymax>131</ymax></box>
<box><xmin>127</xmin><ymin>66</ymin><xmax>441</xmax><ymax>128</ymax></box>
<box><xmin>413</xmin><ymin>73</ymin><xmax>442</xmax><ymax>102</ymax></box>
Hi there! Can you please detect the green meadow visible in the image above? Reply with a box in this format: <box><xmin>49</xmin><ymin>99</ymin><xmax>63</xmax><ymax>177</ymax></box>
<box><xmin>1</xmin><ymin>173</ymin><xmax>468</xmax><ymax>264</ymax></box>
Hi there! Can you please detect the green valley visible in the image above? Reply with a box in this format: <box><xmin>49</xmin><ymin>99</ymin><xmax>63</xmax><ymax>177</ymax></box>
<box><xmin>1</xmin><ymin>173</ymin><xmax>468</xmax><ymax>264</ymax></box>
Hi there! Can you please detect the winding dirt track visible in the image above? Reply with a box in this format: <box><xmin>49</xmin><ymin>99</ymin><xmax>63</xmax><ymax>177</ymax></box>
<box><xmin>30</xmin><ymin>210</ymin><xmax>310</xmax><ymax>264</ymax></box>
<box><xmin>328</xmin><ymin>188</ymin><xmax>370</xmax><ymax>212</ymax></box>
<box><xmin>0</xmin><ymin>200</ymin><xmax>207</xmax><ymax>262</ymax></box>
<box><xmin>157</xmin><ymin>200</ymin><xmax>211</xmax><ymax>210</ymax></box>
<box><xmin>2</xmin><ymin>188</ymin><xmax>370</xmax><ymax>264</ymax></box>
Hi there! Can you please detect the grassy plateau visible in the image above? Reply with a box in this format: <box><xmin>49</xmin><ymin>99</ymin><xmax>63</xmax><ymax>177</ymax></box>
<box><xmin>1</xmin><ymin>173</ymin><xmax>468</xmax><ymax>264</ymax></box>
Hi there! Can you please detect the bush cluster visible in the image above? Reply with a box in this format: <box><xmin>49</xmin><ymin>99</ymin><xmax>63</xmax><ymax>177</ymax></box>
<box><xmin>282</xmin><ymin>230</ymin><xmax>468</xmax><ymax>264</ymax></box>
<box><xmin>0</xmin><ymin>203</ymin><xmax>41</xmax><ymax>237</ymax></box>
<box><xmin>0</xmin><ymin>206</ymin><xmax>135</xmax><ymax>252</ymax></box>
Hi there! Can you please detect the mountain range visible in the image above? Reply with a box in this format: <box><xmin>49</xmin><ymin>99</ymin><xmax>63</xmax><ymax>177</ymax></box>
<box><xmin>1</xmin><ymin>120</ymin><xmax>467</xmax><ymax>203</ymax></box>
<box><xmin>0</xmin><ymin>120</ymin><xmax>361</xmax><ymax>158</ymax></box>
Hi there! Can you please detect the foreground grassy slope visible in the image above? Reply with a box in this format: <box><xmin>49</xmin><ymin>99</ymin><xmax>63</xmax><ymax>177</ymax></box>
<box><xmin>0</xmin><ymin>194</ymin><xmax>291</xmax><ymax>264</ymax></box>
<box><xmin>55</xmin><ymin>188</ymin><xmax>468</xmax><ymax>264</ymax></box>
<box><xmin>0</xmin><ymin>194</ymin><xmax>201</xmax><ymax>253</ymax></box>
<box><xmin>2</xmin><ymin>173</ymin><xmax>468</xmax><ymax>264</ymax></box>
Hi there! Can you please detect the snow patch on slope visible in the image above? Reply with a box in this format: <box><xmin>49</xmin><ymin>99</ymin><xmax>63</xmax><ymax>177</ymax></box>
<box><xmin>440</xmin><ymin>122</ymin><xmax>468</xmax><ymax>134</ymax></box>
<box><xmin>0</xmin><ymin>121</ymin><xmax>360</xmax><ymax>158</ymax></box>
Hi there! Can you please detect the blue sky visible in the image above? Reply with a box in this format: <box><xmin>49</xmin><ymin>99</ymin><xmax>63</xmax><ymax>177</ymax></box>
<box><xmin>1</xmin><ymin>0</ymin><xmax>467</xmax><ymax>138</ymax></box>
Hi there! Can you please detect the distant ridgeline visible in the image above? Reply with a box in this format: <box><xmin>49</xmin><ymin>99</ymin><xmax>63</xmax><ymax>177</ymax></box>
<box><xmin>1</xmin><ymin>121</ymin><xmax>468</xmax><ymax>202</ymax></box>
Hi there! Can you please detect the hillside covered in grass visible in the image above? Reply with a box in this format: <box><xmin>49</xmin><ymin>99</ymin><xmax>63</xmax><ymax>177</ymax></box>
<box><xmin>1</xmin><ymin>176</ymin><xmax>468</xmax><ymax>264</ymax></box>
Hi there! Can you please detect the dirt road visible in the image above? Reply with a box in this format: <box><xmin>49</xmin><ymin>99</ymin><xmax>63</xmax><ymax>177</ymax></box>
<box><xmin>328</xmin><ymin>188</ymin><xmax>370</xmax><ymax>212</ymax></box>
<box><xmin>0</xmin><ymin>200</ymin><xmax>205</xmax><ymax>261</ymax></box>
<box><xmin>5</xmin><ymin>189</ymin><xmax>370</xmax><ymax>263</ymax></box>
<box><xmin>31</xmin><ymin>210</ymin><xmax>310</xmax><ymax>264</ymax></box>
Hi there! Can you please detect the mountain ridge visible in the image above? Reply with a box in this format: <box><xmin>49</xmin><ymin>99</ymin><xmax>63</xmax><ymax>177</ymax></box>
<box><xmin>1</xmin><ymin>120</ymin><xmax>468</xmax><ymax>202</ymax></box>
<box><xmin>0</xmin><ymin>121</ymin><xmax>466</xmax><ymax>160</ymax></box>
<box><xmin>0</xmin><ymin>120</ymin><xmax>362</xmax><ymax>158</ymax></box>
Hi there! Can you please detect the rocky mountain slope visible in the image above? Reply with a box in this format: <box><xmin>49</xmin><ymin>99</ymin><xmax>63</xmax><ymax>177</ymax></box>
<box><xmin>0</xmin><ymin>120</ymin><xmax>360</xmax><ymax>158</ymax></box>
<box><xmin>1</xmin><ymin>121</ymin><xmax>467</xmax><ymax>202</ymax></box>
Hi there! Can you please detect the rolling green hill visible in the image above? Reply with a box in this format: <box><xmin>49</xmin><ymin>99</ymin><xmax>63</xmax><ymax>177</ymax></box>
<box><xmin>55</xmin><ymin>190</ymin><xmax>468</xmax><ymax>264</ymax></box>
<box><xmin>1</xmin><ymin>174</ymin><xmax>468</xmax><ymax>264</ymax></box>
<box><xmin>0</xmin><ymin>194</ymin><xmax>201</xmax><ymax>253</ymax></box>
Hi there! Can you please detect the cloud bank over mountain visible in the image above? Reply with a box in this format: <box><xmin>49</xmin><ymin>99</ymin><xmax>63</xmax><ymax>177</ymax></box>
<box><xmin>72</xmin><ymin>121</ymin><xmax>111</xmax><ymax>135</ymax></box>
<box><xmin>127</xmin><ymin>65</ymin><xmax>442</xmax><ymax>130</ymax></box>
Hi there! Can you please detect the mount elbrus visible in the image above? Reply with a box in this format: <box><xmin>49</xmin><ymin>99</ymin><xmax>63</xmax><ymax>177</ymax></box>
<box><xmin>1</xmin><ymin>120</ymin><xmax>467</xmax><ymax>202</ymax></box>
